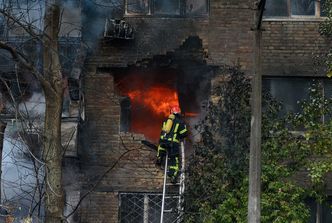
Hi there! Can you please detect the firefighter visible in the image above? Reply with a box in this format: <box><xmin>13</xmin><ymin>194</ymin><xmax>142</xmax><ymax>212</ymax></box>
<box><xmin>156</xmin><ymin>106</ymin><xmax>188</xmax><ymax>183</ymax></box>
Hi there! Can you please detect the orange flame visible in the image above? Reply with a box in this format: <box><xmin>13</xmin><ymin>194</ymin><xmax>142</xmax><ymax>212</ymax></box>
<box><xmin>128</xmin><ymin>86</ymin><xmax>180</xmax><ymax>116</ymax></box>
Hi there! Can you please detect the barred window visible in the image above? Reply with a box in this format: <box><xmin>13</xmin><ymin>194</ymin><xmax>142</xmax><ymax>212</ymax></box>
<box><xmin>119</xmin><ymin>193</ymin><xmax>179</xmax><ymax>223</ymax></box>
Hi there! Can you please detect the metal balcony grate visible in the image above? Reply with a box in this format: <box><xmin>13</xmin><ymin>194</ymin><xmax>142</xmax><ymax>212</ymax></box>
<box><xmin>119</xmin><ymin>193</ymin><xmax>179</xmax><ymax>223</ymax></box>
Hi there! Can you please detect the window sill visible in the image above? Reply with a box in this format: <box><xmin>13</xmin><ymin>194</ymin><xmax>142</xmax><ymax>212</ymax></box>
<box><xmin>123</xmin><ymin>14</ymin><xmax>209</xmax><ymax>19</ymax></box>
<box><xmin>263</xmin><ymin>16</ymin><xmax>327</xmax><ymax>22</ymax></box>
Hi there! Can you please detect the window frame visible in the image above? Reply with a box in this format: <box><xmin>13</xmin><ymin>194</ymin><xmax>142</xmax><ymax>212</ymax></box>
<box><xmin>124</xmin><ymin>0</ymin><xmax>152</xmax><ymax>16</ymax></box>
<box><xmin>124</xmin><ymin>0</ymin><xmax>209</xmax><ymax>17</ymax></box>
<box><xmin>264</xmin><ymin>0</ymin><xmax>327</xmax><ymax>21</ymax></box>
<box><xmin>263</xmin><ymin>77</ymin><xmax>332</xmax><ymax>123</ymax></box>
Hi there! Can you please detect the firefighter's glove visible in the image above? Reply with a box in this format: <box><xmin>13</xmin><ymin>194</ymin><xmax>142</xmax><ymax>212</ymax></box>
<box><xmin>161</xmin><ymin>130</ymin><xmax>167</xmax><ymax>138</ymax></box>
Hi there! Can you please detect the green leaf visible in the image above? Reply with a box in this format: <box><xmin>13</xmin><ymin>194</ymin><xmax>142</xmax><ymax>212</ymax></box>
<box><xmin>327</xmin><ymin>70</ymin><xmax>332</xmax><ymax>78</ymax></box>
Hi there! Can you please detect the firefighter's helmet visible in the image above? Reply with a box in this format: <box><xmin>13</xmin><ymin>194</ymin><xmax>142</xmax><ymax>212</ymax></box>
<box><xmin>170</xmin><ymin>106</ymin><xmax>181</xmax><ymax>114</ymax></box>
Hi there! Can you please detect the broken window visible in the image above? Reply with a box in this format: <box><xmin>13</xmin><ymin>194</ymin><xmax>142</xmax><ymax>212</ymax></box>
<box><xmin>126</xmin><ymin>0</ymin><xmax>150</xmax><ymax>14</ymax></box>
<box><xmin>265</xmin><ymin>0</ymin><xmax>324</xmax><ymax>17</ymax></box>
<box><xmin>154</xmin><ymin>0</ymin><xmax>181</xmax><ymax>15</ymax></box>
<box><xmin>119</xmin><ymin>193</ymin><xmax>178</xmax><ymax>223</ymax></box>
<box><xmin>185</xmin><ymin>0</ymin><xmax>209</xmax><ymax>15</ymax></box>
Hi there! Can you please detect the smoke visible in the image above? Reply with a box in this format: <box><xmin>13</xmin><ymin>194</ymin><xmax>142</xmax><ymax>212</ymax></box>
<box><xmin>18</xmin><ymin>92</ymin><xmax>45</xmax><ymax>117</ymax></box>
<box><xmin>2</xmin><ymin>121</ymin><xmax>45</xmax><ymax>220</ymax></box>
<box><xmin>0</xmin><ymin>0</ymin><xmax>45</xmax><ymax>32</ymax></box>
<box><xmin>60</xmin><ymin>0</ymin><xmax>82</xmax><ymax>37</ymax></box>
<box><xmin>82</xmin><ymin>0</ymin><xmax>123</xmax><ymax>50</ymax></box>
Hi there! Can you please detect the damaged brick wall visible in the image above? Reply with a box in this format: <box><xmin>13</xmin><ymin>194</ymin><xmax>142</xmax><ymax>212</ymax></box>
<box><xmin>79</xmin><ymin>72</ymin><xmax>163</xmax><ymax>223</ymax></box>
<box><xmin>89</xmin><ymin>0</ymin><xmax>256</xmax><ymax>73</ymax></box>
<box><xmin>78</xmin><ymin>1</ymin><xmax>332</xmax><ymax>222</ymax></box>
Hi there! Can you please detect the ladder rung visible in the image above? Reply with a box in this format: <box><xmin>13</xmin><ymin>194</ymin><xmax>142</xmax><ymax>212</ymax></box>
<box><xmin>163</xmin><ymin>209</ymin><xmax>175</xmax><ymax>213</ymax></box>
<box><xmin>165</xmin><ymin>195</ymin><xmax>180</xmax><ymax>199</ymax></box>
<box><xmin>166</xmin><ymin>183</ymin><xmax>180</xmax><ymax>186</ymax></box>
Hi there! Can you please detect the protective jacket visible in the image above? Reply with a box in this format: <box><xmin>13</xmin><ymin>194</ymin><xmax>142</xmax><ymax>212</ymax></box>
<box><xmin>160</xmin><ymin>113</ymin><xmax>187</xmax><ymax>144</ymax></box>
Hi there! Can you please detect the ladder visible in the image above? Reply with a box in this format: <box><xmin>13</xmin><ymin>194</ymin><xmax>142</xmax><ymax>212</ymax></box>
<box><xmin>160</xmin><ymin>141</ymin><xmax>185</xmax><ymax>223</ymax></box>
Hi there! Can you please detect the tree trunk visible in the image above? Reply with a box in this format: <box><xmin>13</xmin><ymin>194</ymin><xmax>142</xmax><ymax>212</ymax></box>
<box><xmin>42</xmin><ymin>3</ymin><xmax>64</xmax><ymax>223</ymax></box>
<box><xmin>0</xmin><ymin>121</ymin><xmax>7</xmax><ymax>202</ymax></box>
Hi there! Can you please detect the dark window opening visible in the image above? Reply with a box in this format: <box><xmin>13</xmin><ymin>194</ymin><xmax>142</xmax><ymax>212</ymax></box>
<box><xmin>265</xmin><ymin>0</ymin><xmax>323</xmax><ymax>17</ymax></box>
<box><xmin>125</xmin><ymin>0</ymin><xmax>208</xmax><ymax>16</ymax></box>
<box><xmin>265</xmin><ymin>0</ymin><xmax>289</xmax><ymax>17</ymax></box>
<box><xmin>68</xmin><ymin>78</ymin><xmax>79</xmax><ymax>101</ymax></box>
<box><xmin>154</xmin><ymin>0</ymin><xmax>181</xmax><ymax>15</ymax></box>
<box><xmin>127</xmin><ymin>0</ymin><xmax>150</xmax><ymax>14</ymax></box>
<box><xmin>306</xmin><ymin>197</ymin><xmax>332</xmax><ymax>223</ymax></box>
<box><xmin>321</xmin><ymin>0</ymin><xmax>328</xmax><ymax>17</ymax></box>
<box><xmin>291</xmin><ymin>0</ymin><xmax>315</xmax><ymax>15</ymax></box>
<box><xmin>263</xmin><ymin>77</ymin><xmax>332</xmax><ymax>122</ymax></box>
<box><xmin>263</xmin><ymin>77</ymin><xmax>311</xmax><ymax>115</ymax></box>
<box><xmin>0</xmin><ymin>16</ymin><xmax>4</xmax><ymax>36</ymax></box>
<box><xmin>185</xmin><ymin>0</ymin><xmax>209</xmax><ymax>15</ymax></box>
<box><xmin>120</xmin><ymin>97</ymin><xmax>131</xmax><ymax>132</ymax></box>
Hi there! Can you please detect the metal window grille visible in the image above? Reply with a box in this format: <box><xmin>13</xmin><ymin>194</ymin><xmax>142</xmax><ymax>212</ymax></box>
<box><xmin>119</xmin><ymin>193</ymin><xmax>179</xmax><ymax>223</ymax></box>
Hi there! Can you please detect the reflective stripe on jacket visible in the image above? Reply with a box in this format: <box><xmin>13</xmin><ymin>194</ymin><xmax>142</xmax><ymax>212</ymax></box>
<box><xmin>160</xmin><ymin>114</ymin><xmax>187</xmax><ymax>143</ymax></box>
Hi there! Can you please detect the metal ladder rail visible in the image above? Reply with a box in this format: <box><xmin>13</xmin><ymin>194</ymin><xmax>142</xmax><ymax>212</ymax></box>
<box><xmin>177</xmin><ymin>141</ymin><xmax>185</xmax><ymax>223</ymax></box>
<box><xmin>160</xmin><ymin>141</ymin><xmax>185</xmax><ymax>223</ymax></box>
<box><xmin>160</xmin><ymin>153</ymin><xmax>168</xmax><ymax>223</ymax></box>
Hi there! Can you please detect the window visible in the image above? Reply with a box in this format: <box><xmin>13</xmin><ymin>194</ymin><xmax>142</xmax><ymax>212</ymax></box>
<box><xmin>126</xmin><ymin>0</ymin><xmax>150</xmax><ymax>14</ymax></box>
<box><xmin>154</xmin><ymin>0</ymin><xmax>181</xmax><ymax>15</ymax></box>
<box><xmin>321</xmin><ymin>0</ymin><xmax>328</xmax><ymax>17</ymax></box>
<box><xmin>263</xmin><ymin>77</ymin><xmax>332</xmax><ymax>116</ymax></box>
<box><xmin>306</xmin><ymin>197</ymin><xmax>332</xmax><ymax>223</ymax></box>
<box><xmin>263</xmin><ymin>77</ymin><xmax>311</xmax><ymax>115</ymax></box>
<box><xmin>291</xmin><ymin>0</ymin><xmax>315</xmax><ymax>15</ymax></box>
<box><xmin>125</xmin><ymin>0</ymin><xmax>209</xmax><ymax>16</ymax></box>
<box><xmin>0</xmin><ymin>16</ymin><xmax>4</xmax><ymax>36</ymax></box>
<box><xmin>119</xmin><ymin>193</ymin><xmax>178</xmax><ymax>223</ymax></box>
<box><xmin>186</xmin><ymin>0</ymin><xmax>209</xmax><ymax>15</ymax></box>
<box><xmin>265</xmin><ymin>0</ymin><xmax>326</xmax><ymax>17</ymax></box>
<box><xmin>265</xmin><ymin>0</ymin><xmax>289</xmax><ymax>16</ymax></box>
<box><xmin>120</xmin><ymin>97</ymin><xmax>131</xmax><ymax>132</ymax></box>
